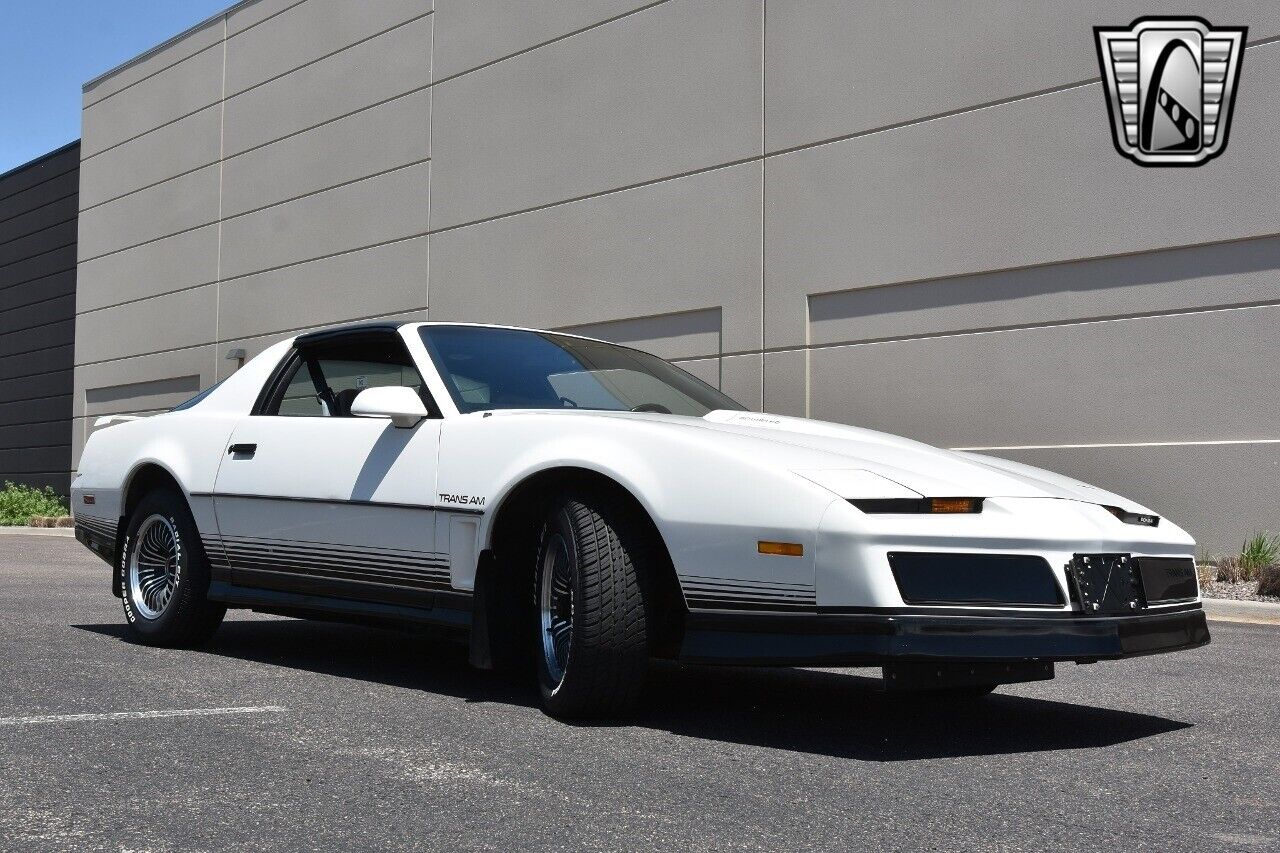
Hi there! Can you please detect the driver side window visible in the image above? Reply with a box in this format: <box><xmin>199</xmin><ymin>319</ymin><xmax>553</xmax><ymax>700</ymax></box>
<box><xmin>275</xmin><ymin>362</ymin><xmax>328</xmax><ymax>417</ymax></box>
<box><xmin>261</xmin><ymin>335</ymin><xmax>434</xmax><ymax>418</ymax></box>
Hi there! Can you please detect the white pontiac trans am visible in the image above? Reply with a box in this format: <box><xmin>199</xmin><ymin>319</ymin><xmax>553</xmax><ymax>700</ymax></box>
<box><xmin>72</xmin><ymin>322</ymin><xmax>1208</xmax><ymax>717</ymax></box>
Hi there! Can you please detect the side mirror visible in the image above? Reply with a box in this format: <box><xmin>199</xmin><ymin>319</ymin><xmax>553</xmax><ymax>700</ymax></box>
<box><xmin>350</xmin><ymin>386</ymin><xmax>429</xmax><ymax>428</ymax></box>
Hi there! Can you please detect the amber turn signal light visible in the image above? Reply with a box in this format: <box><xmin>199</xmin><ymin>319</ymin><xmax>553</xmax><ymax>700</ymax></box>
<box><xmin>758</xmin><ymin>540</ymin><xmax>804</xmax><ymax>557</ymax></box>
<box><xmin>929</xmin><ymin>498</ymin><xmax>980</xmax><ymax>514</ymax></box>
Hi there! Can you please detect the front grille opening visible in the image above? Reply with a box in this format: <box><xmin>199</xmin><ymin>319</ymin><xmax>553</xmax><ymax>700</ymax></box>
<box><xmin>1136</xmin><ymin>556</ymin><xmax>1197</xmax><ymax>603</ymax></box>
<box><xmin>889</xmin><ymin>552</ymin><xmax>1064</xmax><ymax>607</ymax></box>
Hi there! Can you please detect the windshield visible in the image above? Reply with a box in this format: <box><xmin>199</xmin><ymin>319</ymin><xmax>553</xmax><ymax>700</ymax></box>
<box><xmin>419</xmin><ymin>325</ymin><xmax>745</xmax><ymax>416</ymax></box>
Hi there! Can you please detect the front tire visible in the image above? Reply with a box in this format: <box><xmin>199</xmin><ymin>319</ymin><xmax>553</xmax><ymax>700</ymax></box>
<box><xmin>534</xmin><ymin>493</ymin><xmax>652</xmax><ymax>719</ymax></box>
<box><xmin>120</xmin><ymin>488</ymin><xmax>225</xmax><ymax>646</ymax></box>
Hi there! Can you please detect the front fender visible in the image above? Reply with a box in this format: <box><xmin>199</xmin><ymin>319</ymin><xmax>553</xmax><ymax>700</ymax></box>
<box><xmin>438</xmin><ymin>414</ymin><xmax>841</xmax><ymax>601</ymax></box>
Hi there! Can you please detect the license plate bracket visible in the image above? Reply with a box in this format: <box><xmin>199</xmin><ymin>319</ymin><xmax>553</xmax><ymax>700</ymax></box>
<box><xmin>1067</xmin><ymin>553</ymin><xmax>1147</xmax><ymax>614</ymax></box>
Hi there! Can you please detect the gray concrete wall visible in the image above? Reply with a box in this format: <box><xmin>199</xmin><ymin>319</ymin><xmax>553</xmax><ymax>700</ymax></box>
<box><xmin>1</xmin><ymin>142</ymin><xmax>79</xmax><ymax>496</ymax></box>
<box><xmin>75</xmin><ymin>0</ymin><xmax>1280</xmax><ymax>553</ymax></box>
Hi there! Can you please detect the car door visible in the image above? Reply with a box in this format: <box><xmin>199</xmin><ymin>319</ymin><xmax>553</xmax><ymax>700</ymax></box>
<box><xmin>210</xmin><ymin>328</ymin><xmax>449</xmax><ymax>608</ymax></box>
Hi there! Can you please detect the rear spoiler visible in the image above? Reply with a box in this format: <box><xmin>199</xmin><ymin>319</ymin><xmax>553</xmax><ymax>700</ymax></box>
<box><xmin>93</xmin><ymin>415</ymin><xmax>145</xmax><ymax>428</ymax></box>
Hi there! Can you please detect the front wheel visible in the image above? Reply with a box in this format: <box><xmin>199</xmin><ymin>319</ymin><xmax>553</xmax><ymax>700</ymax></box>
<box><xmin>534</xmin><ymin>493</ymin><xmax>652</xmax><ymax>719</ymax></box>
<box><xmin>120</xmin><ymin>488</ymin><xmax>225</xmax><ymax>646</ymax></box>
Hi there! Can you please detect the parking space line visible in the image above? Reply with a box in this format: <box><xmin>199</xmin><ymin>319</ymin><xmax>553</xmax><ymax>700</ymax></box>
<box><xmin>0</xmin><ymin>706</ymin><xmax>287</xmax><ymax>726</ymax></box>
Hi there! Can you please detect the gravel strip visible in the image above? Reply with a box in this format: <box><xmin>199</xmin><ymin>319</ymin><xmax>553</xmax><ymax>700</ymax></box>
<box><xmin>1201</xmin><ymin>579</ymin><xmax>1280</xmax><ymax>604</ymax></box>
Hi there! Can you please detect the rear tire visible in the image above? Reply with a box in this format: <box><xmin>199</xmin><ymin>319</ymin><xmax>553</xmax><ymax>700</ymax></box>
<box><xmin>533</xmin><ymin>492</ymin><xmax>652</xmax><ymax>719</ymax></box>
<box><xmin>119</xmin><ymin>487</ymin><xmax>225</xmax><ymax>646</ymax></box>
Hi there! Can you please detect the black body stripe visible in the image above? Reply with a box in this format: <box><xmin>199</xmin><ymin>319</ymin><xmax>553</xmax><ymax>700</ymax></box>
<box><xmin>205</xmin><ymin>534</ymin><xmax>455</xmax><ymax>593</ymax></box>
<box><xmin>683</xmin><ymin>574</ymin><xmax>814</xmax><ymax>592</ymax></box>
<box><xmin>190</xmin><ymin>491</ymin><xmax>484</xmax><ymax>516</ymax></box>
<box><xmin>682</xmin><ymin>573</ymin><xmax>818</xmax><ymax>611</ymax></box>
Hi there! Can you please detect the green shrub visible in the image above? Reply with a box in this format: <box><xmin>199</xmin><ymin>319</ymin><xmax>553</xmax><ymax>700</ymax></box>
<box><xmin>1239</xmin><ymin>531</ymin><xmax>1280</xmax><ymax>581</ymax></box>
<box><xmin>1258</xmin><ymin>563</ymin><xmax>1280</xmax><ymax>598</ymax></box>
<box><xmin>0</xmin><ymin>482</ymin><xmax>69</xmax><ymax>526</ymax></box>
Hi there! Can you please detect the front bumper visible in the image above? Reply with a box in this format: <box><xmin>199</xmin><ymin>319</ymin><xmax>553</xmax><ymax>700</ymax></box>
<box><xmin>678</xmin><ymin>604</ymin><xmax>1209</xmax><ymax>666</ymax></box>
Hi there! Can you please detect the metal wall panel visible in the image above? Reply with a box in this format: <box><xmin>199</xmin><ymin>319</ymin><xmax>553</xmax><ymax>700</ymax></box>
<box><xmin>0</xmin><ymin>143</ymin><xmax>78</xmax><ymax>495</ymax></box>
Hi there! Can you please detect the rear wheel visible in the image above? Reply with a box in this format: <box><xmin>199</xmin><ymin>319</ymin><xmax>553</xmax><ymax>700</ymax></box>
<box><xmin>534</xmin><ymin>492</ymin><xmax>651</xmax><ymax>719</ymax></box>
<box><xmin>120</xmin><ymin>488</ymin><xmax>225</xmax><ymax>646</ymax></box>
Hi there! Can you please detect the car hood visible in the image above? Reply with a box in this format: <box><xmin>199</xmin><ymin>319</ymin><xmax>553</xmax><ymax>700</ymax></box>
<box><xmin>480</xmin><ymin>408</ymin><xmax>1159</xmax><ymax>515</ymax></box>
<box><xmin>686</xmin><ymin>410</ymin><xmax>1158</xmax><ymax>514</ymax></box>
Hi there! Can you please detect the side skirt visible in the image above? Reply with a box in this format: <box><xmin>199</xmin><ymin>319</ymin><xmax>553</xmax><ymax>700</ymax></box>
<box><xmin>207</xmin><ymin>581</ymin><xmax>473</xmax><ymax>635</ymax></box>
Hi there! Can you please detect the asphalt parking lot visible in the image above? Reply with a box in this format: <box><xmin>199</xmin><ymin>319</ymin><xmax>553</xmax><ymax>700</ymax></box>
<box><xmin>1</xmin><ymin>535</ymin><xmax>1278</xmax><ymax>852</ymax></box>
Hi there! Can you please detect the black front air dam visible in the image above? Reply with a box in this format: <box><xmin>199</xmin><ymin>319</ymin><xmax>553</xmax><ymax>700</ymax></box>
<box><xmin>678</xmin><ymin>606</ymin><xmax>1210</xmax><ymax>667</ymax></box>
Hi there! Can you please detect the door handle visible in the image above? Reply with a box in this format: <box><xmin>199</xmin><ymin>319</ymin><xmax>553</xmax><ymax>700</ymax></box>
<box><xmin>228</xmin><ymin>443</ymin><xmax>257</xmax><ymax>457</ymax></box>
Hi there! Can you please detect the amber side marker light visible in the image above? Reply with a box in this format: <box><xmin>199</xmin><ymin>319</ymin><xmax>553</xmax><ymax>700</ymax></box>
<box><xmin>758</xmin><ymin>541</ymin><xmax>804</xmax><ymax>557</ymax></box>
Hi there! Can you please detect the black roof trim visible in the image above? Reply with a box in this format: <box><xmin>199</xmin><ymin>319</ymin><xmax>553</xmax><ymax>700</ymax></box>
<box><xmin>294</xmin><ymin>322</ymin><xmax>406</xmax><ymax>348</ymax></box>
<box><xmin>0</xmin><ymin>140</ymin><xmax>81</xmax><ymax>184</ymax></box>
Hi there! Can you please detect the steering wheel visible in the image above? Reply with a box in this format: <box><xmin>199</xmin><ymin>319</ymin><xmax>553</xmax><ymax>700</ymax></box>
<box><xmin>630</xmin><ymin>403</ymin><xmax>672</xmax><ymax>414</ymax></box>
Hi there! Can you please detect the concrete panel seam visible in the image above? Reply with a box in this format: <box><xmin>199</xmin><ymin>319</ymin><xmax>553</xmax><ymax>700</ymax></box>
<box><xmin>762</xmin><ymin>33</ymin><xmax>1280</xmax><ymax>160</ymax></box>
<box><xmin>74</xmin><ymin>304</ymin><xmax>429</xmax><ymax>369</ymax></box>
<box><xmin>432</xmin><ymin>0</ymin><xmax>671</xmax><ymax>87</ymax></box>
<box><xmin>77</xmin><ymin>157</ymin><xmax>430</xmax><ymax>266</ymax></box>
<box><xmin>632</xmin><ymin>298</ymin><xmax>1280</xmax><ymax>361</ymax></box>
<box><xmin>169</xmin><ymin>232</ymin><xmax>425</xmax><ymax>293</ymax></box>
<box><xmin>80</xmin><ymin>89</ymin><xmax>432</xmax><ymax>215</ymax></box>
<box><xmin>224</xmin><ymin>79</ymin><xmax>430</xmax><ymax>163</ymax></box>
<box><xmin>85</xmin><ymin>16</ymin><xmax>229</xmax><ymax>97</ymax></box>
<box><xmin>803</xmin><ymin>230</ymin><xmax>1280</xmax><ymax>307</ymax></box>
<box><xmin>215</xmin><ymin>15</ymin><xmax>228</xmax><ymax>381</ymax></box>
<box><xmin>760</xmin><ymin>0</ymin><xmax>767</xmax><ymax>409</ymax></box>
<box><xmin>225</xmin><ymin>0</ymin><xmax>311</xmax><ymax>40</ymax></box>
<box><xmin>792</xmin><ymin>299</ymin><xmax>1280</xmax><ymax>357</ymax></box>
<box><xmin>768</xmin><ymin>76</ymin><xmax>1099</xmax><ymax>160</ymax></box>
<box><xmin>224</xmin><ymin>10</ymin><xmax>433</xmax><ymax>102</ymax></box>
<box><xmin>426</xmin><ymin>0</ymin><xmax>435</xmax><ymax>316</ymax></box>
<box><xmin>83</xmin><ymin>0</ymin><xmax>316</xmax><ymax>103</ymax></box>
<box><xmin>82</xmin><ymin>91</ymin><xmax>226</xmax><ymax>165</ymax></box>
<box><xmin>431</xmin><ymin>154</ymin><xmax>761</xmax><ymax>237</ymax></box>
<box><xmin>78</xmin><ymin>227</ymin><xmax>429</xmax><ymax>315</ymax></box>
<box><xmin>221</xmin><ymin>157</ymin><xmax>430</xmax><ymax>224</ymax></box>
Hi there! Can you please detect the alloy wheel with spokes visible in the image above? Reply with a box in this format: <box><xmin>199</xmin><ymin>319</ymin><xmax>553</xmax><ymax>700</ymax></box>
<box><xmin>538</xmin><ymin>525</ymin><xmax>575</xmax><ymax>688</ymax></box>
<box><xmin>128</xmin><ymin>514</ymin><xmax>181</xmax><ymax>619</ymax></box>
